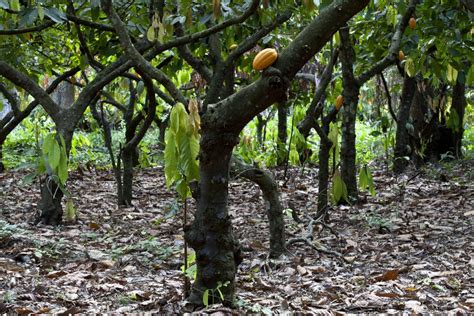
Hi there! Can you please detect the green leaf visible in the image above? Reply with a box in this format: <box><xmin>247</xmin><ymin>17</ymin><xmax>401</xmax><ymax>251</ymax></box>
<box><xmin>164</xmin><ymin>130</ymin><xmax>179</xmax><ymax>187</ymax></box>
<box><xmin>176</xmin><ymin>178</ymin><xmax>190</xmax><ymax>199</ymax></box>
<box><xmin>57</xmin><ymin>151</ymin><xmax>68</xmax><ymax>184</ymax></box>
<box><xmin>358</xmin><ymin>166</ymin><xmax>368</xmax><ymax>191</ymax></box>
<box><xmin>48</xmin><ymin>141</ymin><xmax>61</xmax><ymax>170</ymax></box>
<box><xmin>43</xmin><ymin>7</ymin><xmax>66</xmax><ymax>23</ymax></box>
<box><xmin>9</xmin><ymin>0</ymin><xmax>20</xmax><ymax>11</ymax></box>
<box><xmin>446</xmin><ymin>64</ymin><xmax>458</xmax><ymax>84</ymax></box>
<box><xmin>447</xmin><ymin>109</ymin><xmax>460</xmax><ymax>133</ymax></box>
<box><xmin>64</xmin><ymin>199</ymin><xmax>76</xmax><ymax>222</ymax></box>
<box><xmin>332</xmin><ymin>170</ymin><xmax>348</xmax><ymax>203</ymax></box>
<box><xmin>21</xmin><ymin>172</ymin><xmax>38</xmax><ymax>185</ymax></box>
<box><xmin>42</xmin><ymin>134</ymin><xmax>55</xmax><ymax>155</ymax></box>
<box><xmin>405</xmin><ymin>58</ymin><xmax>415</xmax><ymax>77</ymax></box>
<box><xmin>146</xmin><ymin>26</ymin><xmax>155</xmax><ymax>42</ymax></box>
<box><xmin>203</xmin><ymin>289</ymin><xmax>209</xmax><ymax>307</ymax></box>
<box><xmin>37</xmin><ymin>5</ymin><xmax>44</xmax><ymax>20</ymax></box>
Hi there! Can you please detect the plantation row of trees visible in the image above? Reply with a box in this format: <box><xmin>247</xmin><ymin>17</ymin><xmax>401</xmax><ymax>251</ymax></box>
<box><xmin>0</xmin><ymin>0</ymin><xmax>472</xmax><ymax>307</ymax></box>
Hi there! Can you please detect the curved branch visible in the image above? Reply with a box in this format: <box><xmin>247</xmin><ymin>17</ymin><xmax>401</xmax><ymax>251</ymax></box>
<box><xmin>174</xmin><ymin>24</ymin><xmax>213</xmax><ymax>83</ymax></box>
<box><xmin>297</xmin><ymin>49</ymin><xmax>339</xmax><ymax>138</ymax></box>
<box><xmin>0</xmin><ymin>67</ymin><xmax>80</xmax><ymax>141</ymax></box>
<box><xmin>0</xmin><ymin>61</ymin><xmax>60</xmax><ymax>120</ymax></box>
<box><xmin>123</xmin><ymin>73</ymin><xmax>157</xmax><ymax>151</ymax></box>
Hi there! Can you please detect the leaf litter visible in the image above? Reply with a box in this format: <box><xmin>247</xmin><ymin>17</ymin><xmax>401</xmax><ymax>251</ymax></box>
<box><xmin>0</xmin><ymin>160</ymin><xmax>473</xmax><ymax>314</ymax></box>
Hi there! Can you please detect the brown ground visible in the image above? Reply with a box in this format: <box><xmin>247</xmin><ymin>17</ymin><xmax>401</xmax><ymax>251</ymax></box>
<box><xmin>0</xmin><ymin>160</ymin><xmax>473</xmax><ymax>314</ymax></box>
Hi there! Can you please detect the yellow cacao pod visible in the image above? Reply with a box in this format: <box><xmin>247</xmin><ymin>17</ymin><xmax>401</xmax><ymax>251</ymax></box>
<box><xmin>398</xmin><ymin>50</ymin><xmax>405</xmax><ymax>61</ymax></box>
<box><xmin>336</xmin><ymin>95</ymin><xmax>344</xmax><ymax>110</ymax></box>
<box><xmin>409</xmin><ymin>17</ymin><xmax>416</xmax><ymax>30</ymax></box>
<box><xmin>252</xmin><ymin>48</ymin><xmax>278</xmax><ymax>71</ymax></box>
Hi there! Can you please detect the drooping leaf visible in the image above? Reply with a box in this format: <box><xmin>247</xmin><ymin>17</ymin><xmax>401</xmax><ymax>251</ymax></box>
<box><xmin>48</xmin><ymin>141</ymin><xmax>61</xmax><ymax>170</ymax></box>
<box><xmin>405</xmin><ymin>58</ymin><xmax>415</xmax><ymax>77</ymax></box>
<box><xmin>203</xmin><ymin>289</ymin><xmax>209</xmax><ymax>307</ymax></box>
<box><xmin>43</xmin><ymin>7</ymin><xmax>67</xmax><ymax>23</ymax></box>
<box><xmin>37</xmin><ymin>5</ymin><xmax>44</xmax><ymax>20</ymax></box>
<box><xmin>164</xmin><ymin>130</ymin><xmax>179</xmax><ymax>187</ymax></box>
<box><xmin>146</xmin><ymin>26</ymin><xmax>155</xmax><ymax>42</ymax></box>
<box><xmin>57</xmin><ymin>150</ymin><xmax>68</xmax><ymax>185</ymax></box>
<box><xmin>446</xmin><ymin>64</ymin><xmax>458</xmax><ymax>84</ymax></box>
<box><xmin>188</xmin><ymin>99</ymin><xmax>200</xmax><ymax>136</ymax></box>
<box><xmin>332</xmin><ymin>169</ymin><xmax>348</xmax><ymax>203</ymax></box>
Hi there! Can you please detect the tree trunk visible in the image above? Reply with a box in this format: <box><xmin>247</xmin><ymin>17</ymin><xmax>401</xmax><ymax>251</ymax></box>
<box><xmin>121</xmin><ymin>148</ymin><xmax>134</xmax><ymax>206</ymax></box>
<box><xmin>37</xmin><ymin>124</ymin><xmax>74</xmax><ymax>225</ymax></box>
<box><xmin>185</xmin><ymin>132</ymin><xmax>242</xmax><ymax>306</ymax></box>
<box><xmin>230</xmin><ymin>157</ymin><xmax>285</xmax><ymax>258</ymax></box>
<box><xmin>256</xmin><ymin>114</ymin><xmax>265</xmax><ymax>145</ymax></box>
<box><xmin>277</xmin><ymin>103</ymin><xmax>288</xmax><ymax>166</ymax></box>
<box><xmin>393</xmin><ymin>75</ymin><xmax>416</xmax><ymax>173</ymax></box>
<box><xmin>317</xmin><ymin>136</ymin><xmax>331</xmax><ymax>217</ymax></box>
<box><xmin>339</xmin><ymin>27</ymin><xmax>360</xmax><ymax>201</ymax></box>
<box><xmin>449</xmin><ymin>76</ymin><xmax>466</xmax><ymax>158</ymax></box>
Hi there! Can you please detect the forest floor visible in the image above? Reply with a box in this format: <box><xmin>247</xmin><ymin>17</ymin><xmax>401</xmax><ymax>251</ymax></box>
<box><xmin>0</xmin><ymin>159</ymin><xmax>473</xmax><ymax>314</ymax></box>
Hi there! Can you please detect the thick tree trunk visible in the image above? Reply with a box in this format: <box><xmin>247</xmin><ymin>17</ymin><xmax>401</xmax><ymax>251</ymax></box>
<box><xmin>230</xmin><ymin>157</ymin><xmax>285</xmax><ymax>258</ymax></box>
<box><xmin>339</xmin><ymin>27</ymin><xmax>360</xmax><ymax>201</ymax></box>
<box><xmin>394</xmin><ymin>76</ymin><xmax>416</xmax><ymax>173</ymax></box>
<box><xmin>277</xmin><ymin>103</ymin><xmax>288</xmax><ymax>166</ymax></box>
<box><xmin>185</xmin><ymin>132</ymin><xmax>242</xmax><ymax>306</ymax></box>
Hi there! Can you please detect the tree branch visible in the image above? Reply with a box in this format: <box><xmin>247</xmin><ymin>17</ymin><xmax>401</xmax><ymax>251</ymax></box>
<box><xmin>356</xmin><ymin>0</ymin><xmax>420</xmax><ymax>84</ymax></box>
<box><xmin>209</xmin><ymin>0</ymin><xmax>369</xmax><ymax>132</ymax></box>
<box><xmin>0</xmin><ymin>67</ymin><xmax>80</xmax><ymax>141</ymax></box>
<box><xmin>298</xmin><ymin>49</ymin><xmax>339</xmax><ymax>138</ymax></box>
<box><xmin>0</xmin><ymin>21</ymin><xmax>55</xmax><ymax>35</ymax></box>
<box><xmin>0</xmin><ymin>83</ymin><xmax>19</xmax><ymax>116</ymax></box>
<box><xmin>101</xmin><ymin>0</ymin><xmax>187</xmax><ymax>105</ymax></box>
<box><xmin>380</xmin><ymin>72</ymin><xmax>398</xmax><ymax>123</ymax></box>
<box><xmin>0</xmin><ymin>62</ymin><xmax>61</xmax><ymax>121</ymax></box>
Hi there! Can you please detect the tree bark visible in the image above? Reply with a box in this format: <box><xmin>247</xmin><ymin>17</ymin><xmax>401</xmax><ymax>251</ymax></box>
<box><xmin>121</xmin><ymin>148</ymin><xmax>134</xmax><ymax>206</ymax></box>
<box><xmin>317</xmin><ymin>135</ymin><xmax>331</xmax><ymax>216</ymax></box>
<box><xmin>339</xmin><ymin>26</ymin><xmax>360</xmax><ymax>201</ymax></box>
<box><xmin>394</xmin><ymin>75</ymin><xmax>416</xmax><ymax>173</ymax></box>
<box><xmin>450</xmin><ymin>75</ymin><xmax>466</xmax><ymax>158</ymax></box>
<box><xmin>185</xmin><ymin>131</ymin><xmax>242</xmax><ymax>307</ymax></box>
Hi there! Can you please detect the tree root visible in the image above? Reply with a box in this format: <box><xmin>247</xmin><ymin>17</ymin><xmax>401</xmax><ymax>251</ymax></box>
<box><xmin>286</xmin><ymin>214</ymin><xmax>347</xmax><ymax>261</ymax></box>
